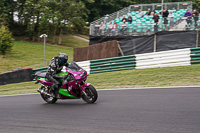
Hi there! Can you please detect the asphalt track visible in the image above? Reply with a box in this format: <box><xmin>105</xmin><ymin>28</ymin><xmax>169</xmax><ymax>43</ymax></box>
<box><xmin>0</xmin><ymin>87</ymin><xmax>200</xmax><ymax>133</ymax></box>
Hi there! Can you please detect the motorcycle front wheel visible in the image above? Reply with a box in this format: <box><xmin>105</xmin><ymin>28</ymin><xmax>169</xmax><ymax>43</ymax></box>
<box><xmin>82</xmin><ymin>85</ymin><xmax>98</xmax><ymax>103</ymax></box>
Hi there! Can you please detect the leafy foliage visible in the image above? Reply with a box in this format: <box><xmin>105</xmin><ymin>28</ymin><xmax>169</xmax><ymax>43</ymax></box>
<box><xmin>0</xmin><ymin>24</ymin><xmax>14</xmax><ymax>56</ymax></box>
<box><xmin>0</xmin><ymin>0</ymin><xmax>198</xmax><ymax>42</ymax></box>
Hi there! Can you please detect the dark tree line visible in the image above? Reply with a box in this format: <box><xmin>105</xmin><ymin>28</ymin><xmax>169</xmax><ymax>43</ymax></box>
<box><xmin>0</xmin><ymin>0</ymin><xmax>199</xmax><ymax>43</ymax></box>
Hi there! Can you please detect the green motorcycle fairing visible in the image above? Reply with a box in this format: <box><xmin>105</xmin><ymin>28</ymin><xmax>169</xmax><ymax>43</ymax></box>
<box><xmin>58</xmin><ymin>72</ymin><xmax>79</xmax><ymax>99</ymax></box>
<box><xmin>59</xmin><ymin>88</ymin><xmax>79</xmax><ymax>99</ymax></box>
<box><xmin>58</xmin><ymin>72</ymin><xmax>68</xmax><ymax>82</ymax></box>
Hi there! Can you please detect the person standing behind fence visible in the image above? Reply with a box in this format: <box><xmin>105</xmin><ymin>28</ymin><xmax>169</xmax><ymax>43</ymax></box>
<box><xmin>162</xmin><ymin>8</ymin><xmax>169</xmax><ymax>31</ymax></box>
<box><xmin>94</xmin><ymin>21</ymin><xmax>100</xmax><ymax>36</ymax></box>
<box><xmin>146</xmin><ymin>8</ymin><xmax>152</xmax><ymax>16</ymax></box>
<box><xmin>151</xmin><ymin>13</ymin><xmax>160</xmax><ymax>33</ymax></box>
<box><xmin>127</xmin><ymin>14</ymin><xmax>132</xmax><ymax>24</ymax></box>
<box><xmin>192</xmin><ymin>10</ymin><xmax>199</xmax><ymax>29</ymax></box>
<box><xmin>111</xmin><ymin>21</ymin><xmax>118</xmax><ymax>36</ymax></box>
<box><xmin>107</xmin><ymin>21</ymin><xmax>113</xmax><ymax>36</ymax></box>
<box><xmin>152</xmin><ymin>10</ymin><xmax>157</xmax><ymax>15</ymax></box>
<box><xmin>121</xmin><ymin>15</ymin><xmax>127</xmax><ymax>22</ymax></box>
<box><xmin>120</xmin><ymin>19</ymin><xmax>128</xmax><ymax>35</ymax></box>
<box><xmin>184</xmin><ymin>9</ymin><xmax>192</xmax><ymax>29</ymax></box>
<box><xmin>168</xmin><ymin>11</ymin><xmax>174</xmax><ymax>30</ymax></box>
<box><xmin>99</xmin><ymin>22</ymin><xmax>105</xmax><ymax>35</ymax></box>
<box><xmin>138</xmin><ymin>9</ymin><xmax>143</xmax><ymax>18</ymax></box>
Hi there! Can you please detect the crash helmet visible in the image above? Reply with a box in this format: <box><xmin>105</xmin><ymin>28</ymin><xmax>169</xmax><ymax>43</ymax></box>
<box><xmin>58</xmin><ymin>53</ymin><xmax>68</xmax><ymax>64</ymax></box>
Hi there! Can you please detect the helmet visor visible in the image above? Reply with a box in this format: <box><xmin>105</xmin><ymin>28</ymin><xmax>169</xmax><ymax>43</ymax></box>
<box><xmin>60</xmin><ymin>58</ymin><xmax>67</xmax><ymax>64</ymax></box>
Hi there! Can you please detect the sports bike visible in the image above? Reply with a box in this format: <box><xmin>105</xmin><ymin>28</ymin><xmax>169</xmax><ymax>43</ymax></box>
<box><xmin>34</xmin><ymin>62</ymin><xmax>98</xmax><ymax>104</ymax></box>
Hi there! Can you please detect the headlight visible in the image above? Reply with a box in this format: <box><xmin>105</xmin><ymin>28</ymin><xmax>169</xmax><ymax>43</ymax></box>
<box><xmin>68</xmin><ymin>74</ymin><xmax>75</xmax><ymax>81</ymax></box>
<box><xmin>79</xmin><ymin>71</ymin><xmax>87</xmax><ymax>77</ymax></box>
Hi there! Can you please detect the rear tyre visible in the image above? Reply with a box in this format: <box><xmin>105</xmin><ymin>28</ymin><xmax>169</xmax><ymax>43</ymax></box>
<box><xmin>82</xmin><ymin>85</ymin><xmax>98</xmax><ymax>103</ymax></box>
<box><xmin>41</xmin><ymin>94</ymin><xmax>57</xmax><ymax>104</ymax></box>
<box><xmin>40</xmin><ymin>86</ymin><xmax>57</xmax><ymax>104</ymax></box>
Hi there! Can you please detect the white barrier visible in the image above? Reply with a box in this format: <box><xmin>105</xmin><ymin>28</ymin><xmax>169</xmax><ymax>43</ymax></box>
<box><xmin>74</xmin><ymin>48</ymin><xmax>192</xmax><ymax>72</ymax></box>
<box><xmin>136</xmin><ymin>61</ymin><xmax>191</xmax><ymax>69</ymax></box>
<box><xmin>135</xmin><ymin>48</ymin><xmax>191</xmax><ymax>69</ymax></box>
<box><xmin>76</xmin><ymin>61</ymin><xmax>91</xmax><ymax>74</ymax></box>
<box><xmin>136</xmin><ymin>48</ymin><xmax>191</xmax><ymax>60</ymax></box>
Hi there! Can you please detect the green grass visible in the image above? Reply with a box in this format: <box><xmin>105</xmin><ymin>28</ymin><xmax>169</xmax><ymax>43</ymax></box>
<box><xmin>15</xmin><ymin>35</ymin><xmax>89</xmax><ymax>48</ymax></box>
<box><xmin>0</xmin><ymin>41</ymin><xmax>74</xmax><ymax>73</ymax></box>
<box><xmin>1</xmin><ymin>64</ymin><xmax>200</xmax><ymax>96</ymax></box>
<box><xmin>0</xmin><ymin>35</ymin><xmax>89</xmax><ymax>74</ymax></box>
<box><xmin>1</xmin><ymin>38</ymin><xmax>200</xmax><ymax>96</ymax></box>
<box><xmin>47</xmin><ymin>35</ymin><xmax>89</xmax><ymax>47</ymax></box>
<box><xmin>76</xmin><ymin>34</ymin><xmax>90</xmax><ymax>40</ymax></box>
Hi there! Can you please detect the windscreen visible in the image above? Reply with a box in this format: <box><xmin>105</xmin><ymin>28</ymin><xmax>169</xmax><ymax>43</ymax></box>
<box><xmin>67</xmin><ymin>62</ymin><xmax>83</xmax><ymax>72</ymax></box>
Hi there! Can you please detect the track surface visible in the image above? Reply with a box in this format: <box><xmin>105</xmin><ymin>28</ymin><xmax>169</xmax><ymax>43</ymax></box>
<box><xmin>0</xmin><ymin>87</ymin><xmax>200</xmax><ymax>133</ymax></box>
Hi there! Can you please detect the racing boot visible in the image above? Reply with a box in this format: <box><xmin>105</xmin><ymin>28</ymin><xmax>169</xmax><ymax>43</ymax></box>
<box><xmin>55</xmin><ymin>88</ymin><xmax>61</xmax><ymax>99</ymax></box>
<box><xmin>49</xmin><ymin>84</ymin><xmax>58</xmax><ymax>97</ymax></box>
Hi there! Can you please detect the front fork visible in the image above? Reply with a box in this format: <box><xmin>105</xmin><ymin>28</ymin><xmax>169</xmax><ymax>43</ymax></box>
<box><xmin>80</xmin><ymin>83</ymin><xmax>91</xmax><ymax>97</ymax></box>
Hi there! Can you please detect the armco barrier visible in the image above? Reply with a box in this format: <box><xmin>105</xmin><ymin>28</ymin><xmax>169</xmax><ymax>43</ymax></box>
<box><xmin>76</xmin><ymin>61</ymin><xmax>91</xmax><ymax>74</ymax></box>
<box><xmin>190</xmin><ymin>47</ymin><xmax>200</xmax><ymax>64</ymax></box>
<box><xmin>32</xmin><ymin>47</ymin><xmax>200</xmax><ymax>75</ymax></box>
<box><xmin>135</xmin><ymin>48</ymin><xmax>191</xmax><ymax>69</ymax></box>
<box><xmin>33</xmin><ymin>61</ymin><xmax>91</xmax><ymax>74</ymax></box>
<box><xmin>90</xmin><ymin>55</ymin><xmax>136</xmax><ymax>74</ymax></box>
<box><xmin>33</xmin><ymin>67</ymin><xmax>48</xmax><ymax>73</ymax></box>
<box><xmin>0</xmin><ymin>69</ymin><xmax>33</xmax><ymax>85</ymax></box>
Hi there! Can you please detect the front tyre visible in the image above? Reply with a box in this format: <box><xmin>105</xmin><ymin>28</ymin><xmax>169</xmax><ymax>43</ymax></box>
<box><xmin>82</xmin><ymin>85</ymin><xmax>98</xmax><ymax>103</ymax></box>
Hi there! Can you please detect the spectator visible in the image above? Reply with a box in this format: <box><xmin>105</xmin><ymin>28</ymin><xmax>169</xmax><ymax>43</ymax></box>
<box><xmin>161</xmin><ymin>8</ymin><xmax>169</xmax><ymax>31</ymax></box>
<box><xmin>192</xmin><ymin>10</ymin><xmax>199</xmax><ymax>29</ymax></box>
<box><xmin>168</xmin><ymin>11</ymin><xmax>174</xmax><ymax>30</ymax></box>
<box><xmin>120</xmin><ymin>19</ymin><xmax>128</xmax><ymax>35</ymax></box>
<box><xmin>99</xmin><ymin>22</ymin><xmax>105</xmax><ymax>35</ymax></box>
<box><xmin>184</xmin><ymin>9</ymin><xmax>192</xmax><ymax>28</ymax></box>
<box><xmin>107</xmin><ymin>21</ymin><xmax>113</xmax><ymax>36</ymax></box>
<box><xmin>151</xmin><ymin>10</ymin><xmax>157</xmax><ymax>15</ymax></box>
<box><xmin>111</xmin><ymin>21</ymin><xmax>118</xmax><ymax>36</ymax></box>
<box><xmin>151</xmin><ymin>13</ymin><xmax>160</xmax><ymax>33</ymax></box>
<box><xmin>94</xmin><ymin>21</ymin><xmax>100</xmax><ymax>36</ymax></box>
<box><xmin>121</xmin><ymin>15</ymin><xmax>127</xmax><ymax>22</ymax></box>
<box><xmin>127</xmin><ymin>14</ymin><xmax>132</xmax><ymax>24</ymax></box>
<box><xmin>138</xmin><ymin>9</ymin><xmax>143</xmax><ymax>18</ymax></box>
<box><xmin>146</xmin><ymin>8</ymin><xmax>151</xmax><ymax>16</ymax></box>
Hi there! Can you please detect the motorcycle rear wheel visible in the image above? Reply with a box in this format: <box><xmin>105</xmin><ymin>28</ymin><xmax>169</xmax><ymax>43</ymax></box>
<box><xmin>82</xmin><ymin>85</ymin><xmax>98</xmax><ymax>103</ymax></box>
<box><xmin>41</xmin><ymin>93</ymin><xmax>57</xmax><ymax>104</ymax></box>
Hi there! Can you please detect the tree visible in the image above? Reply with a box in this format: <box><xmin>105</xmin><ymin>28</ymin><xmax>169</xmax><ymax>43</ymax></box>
<box><xmin>23</xmin><ymin>0</ymin><xmax>40</xmax><ymax>40</ymax></box>
<box><xmin>54</xmin><ymin>0</ymin><xmax>89</xmax><ymax>44</ymax></box>
<box><xmin>83</xmin><ymin>0</ymin><xmax>134</xmax><ymax>22</ymax></box>
<box><xmin>0</xmin><ymin>24</ymin><xmax>14</xmax><ymax>57</ymax></box>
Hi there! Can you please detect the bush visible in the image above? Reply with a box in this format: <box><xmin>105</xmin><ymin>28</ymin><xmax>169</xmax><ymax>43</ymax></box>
<box><xmin>0</xmin><ymin>25</ymin><xmax>14</xmax><ymax>56</ymax></box>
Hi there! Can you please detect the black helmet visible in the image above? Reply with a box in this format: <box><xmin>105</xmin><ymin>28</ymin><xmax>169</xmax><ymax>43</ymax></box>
<box><xmin>58</xmin><ymin>53</ymin><xmax>68</xmax><ymax>64</ymax></box>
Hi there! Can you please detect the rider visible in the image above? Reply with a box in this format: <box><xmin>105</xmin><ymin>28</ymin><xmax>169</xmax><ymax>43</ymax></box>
<box><xmin>46</xmin><ymin>53</ymin><xmax>69</xmax><ymax>98</ymax></box>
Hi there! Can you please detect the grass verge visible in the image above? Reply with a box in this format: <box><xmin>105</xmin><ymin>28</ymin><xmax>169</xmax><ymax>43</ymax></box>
<box><xmin>0</xmin><ymin>35</ymin><xmax>89</xmax><ymax>74</ymax></box>
<box><xmin>0</xmin><ymin>41</ymin><xmax>73</xmax><ymax>73</ymax></box>
<box><xmin>1</xmin><ymin>64</ymin><xmax>200</xmax><ymax>96</ymax></box>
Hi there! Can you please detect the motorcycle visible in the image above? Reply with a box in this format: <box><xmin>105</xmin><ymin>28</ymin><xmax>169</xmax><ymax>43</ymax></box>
<box><xmin>34</xmin><ymin>62</ymin><xmax>98</xmax><ymax>104</ymax></box>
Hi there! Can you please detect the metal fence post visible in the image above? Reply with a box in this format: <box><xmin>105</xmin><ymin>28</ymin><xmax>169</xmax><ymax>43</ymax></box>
<box><xmin>40</xmin><ymin>34</ymin><xmax>48</xmax><ymax>67</ymax></box>
<box><xmin>177</xmin><ymin>2</ymin><xmax>180</xmax><ymax>10</ymax></box>
<box><xmin>154</xmin><ymin>34</ymin><xmax>157</xmax><ymax>52</ymax></box>
<box><xmin>196</xmin><ymin>29</ymin><xmax>199</xmax><ymax>48</ymax></box>
<box><xmin>128</xmin><ymin>6</ymin><xmax>131</xmax><ymax>13</ymax></box>
<box><xmin>117</xmin><ymin>11</ymin><xmax>119</xmax><ymax>18</ymax></box>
